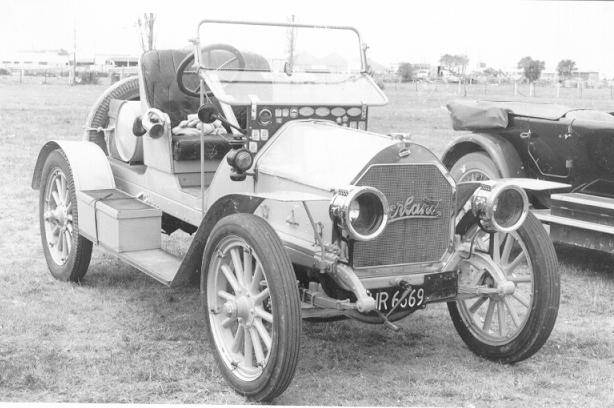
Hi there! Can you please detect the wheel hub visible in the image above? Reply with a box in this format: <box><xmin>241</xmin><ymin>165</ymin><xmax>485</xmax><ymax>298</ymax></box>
<box><xmin>55</xmin><ymin>206</ymin><xmax>68</xmax><ymax>227</ymax></box>
<box><xmin>47</xmin><ymin>205</ymin><xmax>69</xmax><ymax>227</ymax></box>
<box><xmin>226</xmin><ymin>295</ymin><xmax>255</xmax><ymax>326</ymax></box>
<box><xmin>498</xmin><ymin>280</ymin><xmax>516</xmax><ymax>296</ymax></box>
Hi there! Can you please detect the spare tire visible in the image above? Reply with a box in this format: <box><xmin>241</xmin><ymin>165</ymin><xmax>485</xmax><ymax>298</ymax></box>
<box><xmin>84</xmin><ymin>76</ymin><xmax>140</xmax><ymax>154</ymax></box>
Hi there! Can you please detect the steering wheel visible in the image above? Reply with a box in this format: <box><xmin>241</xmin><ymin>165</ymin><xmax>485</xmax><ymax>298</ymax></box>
<box><xmin>176</xmin><ymin>43</ymin><xmax>246</xmax><ymax>98</ymax></box>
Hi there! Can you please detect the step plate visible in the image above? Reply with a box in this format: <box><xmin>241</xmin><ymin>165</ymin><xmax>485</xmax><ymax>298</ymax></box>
<box><xmin>534</xmin><ymin>210</ymin><xmax>614</xmax><ymax>254</ymax></box>
<box><xmin>551</xmin><ymin>193</ymin><xmax>614</xmax><ymax>227</ymax></box>
<box><xmin>119</xmin><ymin>249</ymin><xmax>182</xmax><ymax>286</ymax></box>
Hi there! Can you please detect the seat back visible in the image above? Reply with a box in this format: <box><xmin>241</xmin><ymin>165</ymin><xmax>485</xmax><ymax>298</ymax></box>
<box><xmin>139</xmin><ymin>49</ymin><xmax>200</xmax><ymax>127</ymax></box>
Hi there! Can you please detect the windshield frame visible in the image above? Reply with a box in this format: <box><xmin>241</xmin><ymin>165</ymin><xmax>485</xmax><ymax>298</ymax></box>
<box><xmin>192</xmin><ymin>19</ymin><xmax>389</xmax><ymax>106</ymax></box>
<box><xmin>194</xmin><ymin>19</ymin><xmax>367</xmax><ymax>73</ymax></box>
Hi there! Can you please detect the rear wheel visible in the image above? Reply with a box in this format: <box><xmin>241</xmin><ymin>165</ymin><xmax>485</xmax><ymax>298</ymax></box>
<box><xmin>202</xmin><ymin>214</ymin><xmax>301</xmax><ymax>401</ymax></box>
<box><xmin>448</xmin><ymin>213</ymin><xmax>560</xmax><ymax>363</ymax></box>
<box><xmin>39</xmin><ymin>150</ymin><xmax>92</xmax><ymax>282</ymax></box>
<box><xmin>450</xmin><ymin>151</ymin><xmax>501</xmax><ymax>182</ymax></box>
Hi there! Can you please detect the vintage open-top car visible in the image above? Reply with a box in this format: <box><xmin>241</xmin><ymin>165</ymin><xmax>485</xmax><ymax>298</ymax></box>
<box><xmin>445</xmin><ymin>99</ymin><xmax>614</xmax><ymax>255</ymax></box>
<box><xmin>32</xmin><ymin>20</ymin><xmax>564</xmax><ymax>401</ymax></box>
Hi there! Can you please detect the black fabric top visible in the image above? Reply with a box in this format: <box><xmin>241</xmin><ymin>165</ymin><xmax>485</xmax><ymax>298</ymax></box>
<box><xmin>447</xmin><ymin>100</ymin><xmax>582</xmax><ymax>131</ymax></box>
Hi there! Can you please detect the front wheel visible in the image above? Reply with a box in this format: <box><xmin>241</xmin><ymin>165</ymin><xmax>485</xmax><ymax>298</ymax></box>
<box><xmin>202</xmin><ymin>214</ymin><xmax>301</xmax><ymax>402</ymax></box>
<box><xmin>448</xmin><ymin>212</ymin><xmax>560</xmax><ymax>363</ymax></box>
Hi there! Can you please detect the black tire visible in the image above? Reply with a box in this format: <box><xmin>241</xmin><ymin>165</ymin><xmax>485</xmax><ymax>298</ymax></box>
<box><xmin>202</xmin><ymin>214</ymin><xmax>301</xmax><ymax>402</ymax></box>
<box><xmin>84</xmin><ymin>76</ymin><xmax>140</xmax><ymax>154</ymax></box>
<box><xmin>447</xmin><ymin>212</ymin><xmax>560</xmax><ymax>363</ymax></box>
<box><xmin>39</xmin><ymin>150</ymin><xmax>92</xmax><ymax>282</ymax></box>
<box><xmin>450</xmin><ymin>151</ymin><xmax>501</xmax><ymax>182</ymax></box>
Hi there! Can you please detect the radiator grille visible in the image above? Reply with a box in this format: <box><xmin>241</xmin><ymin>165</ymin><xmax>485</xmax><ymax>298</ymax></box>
<box><xmin>352</xmin><ymin>164</ymin><xmax>454</xmax><ymax>268</ymax></box>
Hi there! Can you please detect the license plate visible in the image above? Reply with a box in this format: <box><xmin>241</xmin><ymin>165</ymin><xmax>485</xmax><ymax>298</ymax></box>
<box><xmin>370</xmin><ymin>286</ymin><xmax>425</xmax><ymax>312</ymax></box>
<box><xmin>369</xmin><ymin>271</ymin><xmax>458</xmax><ymax>313</ymax></box>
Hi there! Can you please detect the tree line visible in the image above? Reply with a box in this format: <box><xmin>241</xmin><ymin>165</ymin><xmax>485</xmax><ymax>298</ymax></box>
<box><xmin>397</xmin><ymin>55</ymin><xmax>579</xmax><ymax>84</ymax></box>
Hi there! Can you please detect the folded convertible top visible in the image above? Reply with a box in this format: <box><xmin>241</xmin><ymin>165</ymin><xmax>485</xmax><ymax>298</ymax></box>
<box><xmin>446</xmin><ymin>100</ymin><xmax>575</xmax><ymax>130</ymax></box>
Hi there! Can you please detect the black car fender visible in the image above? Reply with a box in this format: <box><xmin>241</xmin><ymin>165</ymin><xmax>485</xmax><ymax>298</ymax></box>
<box><xmin>441</xmin><ymin>132</ymin><xmax>525</xmax><ymax>178</ymax></box>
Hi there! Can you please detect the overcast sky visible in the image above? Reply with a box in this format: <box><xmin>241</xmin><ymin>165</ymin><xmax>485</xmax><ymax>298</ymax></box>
<box><xmin>2</xmin><ymin>0</ymin><xmax>613</xmax><ymax>76</ymax></box>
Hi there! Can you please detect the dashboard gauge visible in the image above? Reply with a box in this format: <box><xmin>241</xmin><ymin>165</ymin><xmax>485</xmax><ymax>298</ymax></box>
<box><xmin>290</xmin><ymin>107</ymin><xmax>299</xmax><ymax>118</ymax></box>
<box><xmin>331</xmin><ymin>107</ymin><xmax>346</xmax><ymax>117</ymax></box>
<box><xmin>315</xmin><ymin>107</ymin><xmax>330</xmax><ymax>117</ymax></box>
<box><xmin>347</xmin><ymin>107</ymin><xmax>361</xmax><ymax>117</ymax></box>
<box><xmin>299</xmin><ymin>107</ymin><xmax>315</xmax><ymax>117</ymax></box>
<box><xmin>258</xmin><ymin>108</ymin><xmax>273</xmax><ymax>125</ymax></box>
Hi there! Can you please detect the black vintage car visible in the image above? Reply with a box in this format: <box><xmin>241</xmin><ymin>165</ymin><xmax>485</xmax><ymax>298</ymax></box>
<box><xmin>444</xmin><ymin>99</ymin><xmax>614</xmax><ymax>254</ymax></box>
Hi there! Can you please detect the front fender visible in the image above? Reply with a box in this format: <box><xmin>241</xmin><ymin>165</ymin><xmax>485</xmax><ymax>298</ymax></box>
<box><xmin>32</xmin><ymin>140</ymin><xmax>115</xmax><ymax>191</ymax></box>
<box><xmin>172</xmin><ymin>194</ymin><xmax>265</xmax><ymax>287</ymax></box>
<box><xmin>171</xmin><ymin>190</ymin><xmax>331</xmax><ymax>287</ymax></box>
<box><xmin>441</xmin><ymin>132</ymin><xmax>524</xmax><ymax>178</ymax></box>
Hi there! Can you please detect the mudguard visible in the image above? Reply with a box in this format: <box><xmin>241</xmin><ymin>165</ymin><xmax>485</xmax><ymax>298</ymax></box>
<box><xmin>481</xmin><ymin>178</ymin><xmax>571</xmax><ymax>192</ymax></box>
<box><xmin>441</xmin><ymin>132</ymin><xmax>525</xmax><ymax>178</ymax></box>
<box><xmin>171</xmin><ymin>194</ymin><xmax>265</xmax><ymax>286</ymax></box>
<box><xmin>171</xmin><ymin>191</ymin><xmax>330</xmax><ymax>286</ymax></box>
<box><xmin>31</xmin><ymin>140</ymin><xmax>115</xmax><ymax>191</ymax></box>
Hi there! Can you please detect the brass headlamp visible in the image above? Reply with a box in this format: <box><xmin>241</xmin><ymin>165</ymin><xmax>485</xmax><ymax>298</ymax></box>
<box><xmin>471</xmin><ymin>181</ymin><xmax>529</xmax><ymax>233</ymax></box>
<box><xmin>329</xmin><ymin>186</ymin><xmax>389</xmax><ymax>241</ymax></box>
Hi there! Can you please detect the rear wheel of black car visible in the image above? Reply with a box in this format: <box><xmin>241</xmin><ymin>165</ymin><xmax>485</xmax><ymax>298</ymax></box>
<box><xmin>202</xmin><ymin>214</ymin><xmax>301</xmax><ymax>402</ymax></box>
<box><xmin>450</xmin><ymin>152</ymin><xmax>501</xmax><ymax>182</ymax></box>
<box><xmin>448</xmin><ymin>213</ymin><xmax>560</xmax><ymax>363</ymax></box>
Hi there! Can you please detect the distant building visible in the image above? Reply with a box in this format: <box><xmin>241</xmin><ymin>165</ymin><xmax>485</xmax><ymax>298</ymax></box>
<box><xmin>576</xmin><ymin>71</ymin><xmax>599</xmax><ymax>82</ymax></box>
<box><xmin>96</xmin><ymin>55</ymin><xmax>139</xmax><ymax>69</ymax></box>
<box><xmin>0</xmin><ymin>50</ymin><xmax>70</xmax><ymax>70</ymax></box>
<box><xmin>412</xmin><ymin>63</ymin><xmax>432</xmax><ymax>80</ymax></box>
<box><xmin>0</xmin><ymin>50</ymin><xmax>141</xmax><ymax>76</ymax></box>
<box><xmin>539</xmin><ymin>71</ymin><xmax>558</xmax><ymax>83</ymax></box>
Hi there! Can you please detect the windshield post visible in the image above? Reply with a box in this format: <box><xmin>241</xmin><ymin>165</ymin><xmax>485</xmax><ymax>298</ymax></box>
<box><xmin>188</xmin><ymin>36</ymin><xmax>207</xmax><ymax>216</ymax></box>
<box><xmin>286</xmin><ymin>15</ymin><xmax>296</xmax><ymax>75</ymax></box>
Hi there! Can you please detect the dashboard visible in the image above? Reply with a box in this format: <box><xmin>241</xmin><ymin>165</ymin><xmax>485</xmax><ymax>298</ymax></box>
<box><xmin>244</xmin><ymin>105</ymin><xmax>368</xmax><ymax>153</ymax></box>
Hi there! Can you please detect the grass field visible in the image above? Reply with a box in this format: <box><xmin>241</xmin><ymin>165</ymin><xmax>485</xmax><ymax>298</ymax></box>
<box><xmin>0</xmin><ymin>78</ymin><xmax>613</xmax><ymax>406</ymax></box>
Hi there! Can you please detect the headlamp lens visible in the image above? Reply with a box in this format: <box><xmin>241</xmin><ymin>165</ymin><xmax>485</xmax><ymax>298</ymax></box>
<box><xmin>349</xmin><ymin>192</ymin><xmax>385</xmax><ymax>237</ymax></box>
<box><xmin>493</xmin><ymin>188</ymin><xmax>525</xmax><ymax>229</ymax></box>
<box><xmin>233</xmin><ymin>149</ymin><xmax>253</xmax><ymax>171</ymax></box>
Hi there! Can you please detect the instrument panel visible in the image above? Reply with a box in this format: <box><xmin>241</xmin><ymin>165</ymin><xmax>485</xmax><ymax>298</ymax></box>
<box><xmin>245</xmin><ymin>105</ymin><xmax>368</xmax><ymax>153</ymax></box>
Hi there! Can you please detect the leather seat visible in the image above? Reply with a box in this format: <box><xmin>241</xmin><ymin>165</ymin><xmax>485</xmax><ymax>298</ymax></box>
<box><xmin>140</xmin><ymin>49</ymin><xmax>232</xmax><ymax>161</ymax></box>
<box><xmin>139</xmin><ymin>48</ymin><xmax>269</xmax><ymax>162</ymax></box>
<box><xmin>140</xmin><ymin>49</ymin><xmax>200</xmax><ymax>128</ymax></box>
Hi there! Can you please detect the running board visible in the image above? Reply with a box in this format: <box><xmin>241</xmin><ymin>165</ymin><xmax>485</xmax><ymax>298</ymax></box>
<box><xmin>534</xmin><ymin>210</ymin><xmax>614</xmax><ymax>235</ymax></box>
<box><xmin>119</xmin><ymin>249</ymin><xmax>183</xmax><ymax>286</ymax></box>
<box><xmin>533</xmin><ymin>208</ymin><xmax>614</xmax><ymax>253</ymax></box>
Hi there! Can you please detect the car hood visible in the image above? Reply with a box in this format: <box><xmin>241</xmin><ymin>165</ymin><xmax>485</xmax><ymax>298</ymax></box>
<box><xmin>254</xmin><ymin>120</ymin><xmax>403</xmax><ymax>192</ymax></box>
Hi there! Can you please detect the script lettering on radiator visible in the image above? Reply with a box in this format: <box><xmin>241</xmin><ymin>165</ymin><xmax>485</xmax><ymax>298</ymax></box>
<box><xmin>388</xmin><ymin>196</ymin><xmax>442</xmax><ymax>223</ymax></box>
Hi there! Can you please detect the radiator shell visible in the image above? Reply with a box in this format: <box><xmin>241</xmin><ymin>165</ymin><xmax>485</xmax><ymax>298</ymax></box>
<box><xmin>352</xmin><ymin>163</ymin><xmax>455</xmax><ymax>269</ymax></box>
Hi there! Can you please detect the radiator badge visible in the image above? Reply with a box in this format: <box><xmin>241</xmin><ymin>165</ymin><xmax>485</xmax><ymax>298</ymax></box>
<box><xmin>388</xmin><ymin>196</ymin><xmax>442</xmax><ymax>223</ymax></box>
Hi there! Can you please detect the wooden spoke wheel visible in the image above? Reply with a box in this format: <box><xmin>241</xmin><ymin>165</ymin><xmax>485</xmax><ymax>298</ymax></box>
<box><xmin>39</xmin><ymin>150</ymin><xmax>92</xmax><ymax>282</ymax></box>
<box><xmin>202</xmin><ymin>214</ymin><xmax>300</xmax><ymax>402</ymax></box>
<box><xmin>448</xmin><ymin>213</ymin><xmax>560</xmax><ymax>363</ymax></box>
